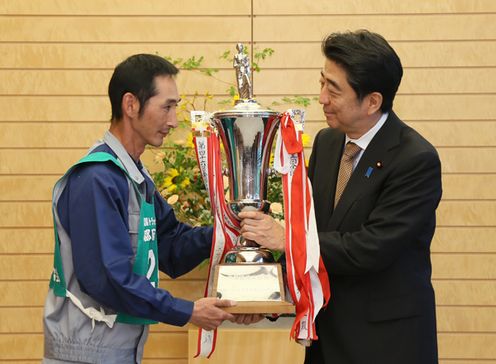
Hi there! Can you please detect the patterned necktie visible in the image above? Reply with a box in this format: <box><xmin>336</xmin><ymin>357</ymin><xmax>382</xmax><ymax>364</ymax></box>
<box><xmin>334</xmin><ymin>142</ymin><xmax>362</xmax><ymax>207</ymax></box>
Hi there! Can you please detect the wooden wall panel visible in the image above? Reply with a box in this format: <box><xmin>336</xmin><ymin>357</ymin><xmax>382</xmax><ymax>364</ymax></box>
<box><xmin>254</xmin><ymin>68</ymin><xmax>496</xmax><ymax>95</ymax></box>
<box><xmin>408</xmin><ymin>122</ymin><xmax>496</xmax><ymax>147</ymax></box>
<box><xmin>438</xmin><ymin>148</ymin><xmax>496</xmax><ymax>173</ymax></box>
<box><xmin>0</xmin><ymin>149</ymin><xmax>87</xmax><ymax>175</ymax></box>
<box><xmin>0</xmin><ymin>43</ymin><xmax>239</xmax><ymax>69</ymax></box>
<box><xmin>254</xmin><ymin>14</ymin><xmax>496</xmax><ymax>42</ymax></box>
<box><xmin>0</xmin><ymin>0</ymin><xmax>251</xmax><ymax>15</ymax></box>
<box><xmin>250</xmin><ymin>41</ymin><xmax>496</xmax><ymax>68</ymax></box>
<box><xmin>437</xmin><ymin>307</ymin><xmax>496</xmax><ymax>332</ymax></box>
<box><xmin>432</xmin><ymin>227</ymin><xmax>496</xmax><ymax>253</ymax></box>
<box><xmin>1</xmin><ymin>0</ymin><xmax>495</xmax><ymax>362</ymax></box>
<box><xmin>0</xmin><ymin>308</ymin><xmax>44</xmax><ymax>333</ymax></box>
<box><xmin>442</xmin><ymin>174</ymin><xmax>496</xmax><ymax>200</ymax></box>
<box><xmin>432</xmin><ymin>254</ymin><xmax>496</xmax><ymax>279</ymax></box>
<box><xmin>0</xmin><ymin>96</ymin><xmax>108</xmax><ymax>122</ymax></box>
<box><xmin>144</xmin><ymin>332</ymin><xmax>188</xmax><ymax>358</ymax></box>
<box><xmin>440</xmin><ymin>361</ymin><xmax>496</xmax><ymax>364</ymax></box>
<box><xmin>0</xmin><ymin>70</ymin><xmax>236</xmax><ymax>96</ymax></box>
<box><xmin>438</xmin><ymin>334</ymin><xmax>496</xmax><ymax>359</ymax></box>
<box><xmin>0</xmin><ymin>335</ymin><xmax>41</xmax><ymax>360</ymax></box>
<box><xmin>0</xmin><ymin>123</ymin><xmax>107</xmax><ymax>148</ymax></box>
<box><xmin>253</xmin><ymin>0</ymin><xmax>496</xmax><ymax>14</ymax></box>
<box><xmin>437</xmin><ymin>201</ymin><xmax>496</xmax><ymax>226</ymax></box>
<box><xmin>0</xmin><ymin>176</ymin><xmax>56</xmax><ymax>201</ymax></box>
<box><xmin>0</xmin><ymin>228</ymin><xmax>53</xmax><ymax>253</ymax></box>
<box><xmin>0</xmin><ymin>17</ymin><xmax>251</xmax><ymax>42</ymax></box>
<box><xmin>255</xmin><ymin>95</ymin><xmax>496</xmax><ymax>121</ymax></box>
<box><xmin>434</xmin><ymin>280</ymin><xmax>496</xmax><ymax>306</ymax></box>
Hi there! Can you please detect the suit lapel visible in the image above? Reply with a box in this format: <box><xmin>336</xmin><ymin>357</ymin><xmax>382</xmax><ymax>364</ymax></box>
<box><xmin>312</xmin><ymin>131</ymin><xmax>344</xmax><ymax>229</ymax></box>
<box><xmin>327</xmin><ymin>112</ymin><xmax>404</xmax><ymax>230</ymax></box>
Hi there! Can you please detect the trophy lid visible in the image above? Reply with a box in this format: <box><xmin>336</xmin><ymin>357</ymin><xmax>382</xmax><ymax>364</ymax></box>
<box><xmin>213</xmin><ymin>99</ymin><xmax>279</xmax><ymax>119</ymax></box>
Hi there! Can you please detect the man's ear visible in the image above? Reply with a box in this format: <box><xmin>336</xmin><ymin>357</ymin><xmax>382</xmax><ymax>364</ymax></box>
<box><xmin>366</xmin><ymin>92</ymin><xmax>383</xmax><ymax>115</ymax></box>
<box><xmin>121</xmin><ymin>92</ymin><xmax>140</xmax><ymax>118</ymax></box>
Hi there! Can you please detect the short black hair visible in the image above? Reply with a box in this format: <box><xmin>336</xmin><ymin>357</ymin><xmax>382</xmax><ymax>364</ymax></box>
<box><xmin>108</xmin><ymin>54</ymin><xmax>179</xmax><ymax>120</ymax></box>
<box><xmin>321</xmin><ymin>30</ymin><xmax>402</xmax><ymax>112</ymax></box>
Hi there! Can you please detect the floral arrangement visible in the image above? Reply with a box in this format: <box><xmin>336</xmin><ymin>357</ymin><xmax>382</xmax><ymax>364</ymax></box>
<box><xmin>152</xmin><ymin>50</ymin><xmax>312</xmax><ymax>227</ymax></box>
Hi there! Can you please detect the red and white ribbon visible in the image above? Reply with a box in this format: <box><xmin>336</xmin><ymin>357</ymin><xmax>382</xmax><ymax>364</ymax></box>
<box><xmin>274</xmin><ymin>111</ymin><xmax>331</xmax><ymax>344</ymax></box>
<box><xmin>191</xmin><ymin>110</ymin><xmax>330</xmax><ymax>355</ymax></box>
<box><xmin>191</xmin><ymin>113</ymin><xmax>239</xmax><ymax>357</ymax></box>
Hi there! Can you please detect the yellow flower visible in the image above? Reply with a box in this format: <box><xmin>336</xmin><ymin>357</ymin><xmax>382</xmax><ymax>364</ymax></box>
<box><xmin>232</xmin><ymin>94</ymin><xmax>240</xmax><ymax>105</ymax></box>
<box><xmin>180</xmin><ymin>178</ymin><xmax>191</xmax><ymax>188</ymax></box>
<box><xmin>161</xmin><ymin>168</ymin><xmax>180</xmax><ymax>190</ymax></box>
<box><xmin>186</xmin><ymin>133</ymin><xmax>195</xmax><ymax>148</ymax></box>
<box><xmin>167</xmin><ymin>184</ymin><xmax>178</xmax><ymax>193</ymax></box>
<box><xmin>301</xmin><ymin>133</ymin><xmax>311</xmax><ymax>147</ymax></box>
<box><xmin>166</xmin><ymin>168</ymin><xmax>179</xmax><ymax>179</ymax></box>
<box><xmin>161</xmin><ymin>176</ymin><xmax>173</xmax><ymax>189</ymax></box>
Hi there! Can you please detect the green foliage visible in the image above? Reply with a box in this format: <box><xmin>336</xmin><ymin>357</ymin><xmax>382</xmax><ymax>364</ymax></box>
<box><xmin>252</xmin><ymin>48</ymin><xmax>275</xmax><ymax>72</ymax></box>
<box><xmin>272</xmin><ymin>96</ymin><xmax>313</xmax><ymax>108</ymax></box>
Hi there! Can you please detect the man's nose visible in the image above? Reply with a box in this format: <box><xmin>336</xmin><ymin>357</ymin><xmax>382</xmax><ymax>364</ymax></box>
<box><xmin>319</xmin><ymin>87</ymin><xmax>329</xmax><ymax>105</ymax></box>
<box><xmin>169</xmin><ymin>112</ymin><xmax>179</xmax><ymax>128</ymax></box>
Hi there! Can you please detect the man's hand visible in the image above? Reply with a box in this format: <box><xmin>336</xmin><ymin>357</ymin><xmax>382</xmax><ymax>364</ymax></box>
<box><xmin>238</xmin><ymin>211</ymin><xmax>285</xmax><ymax>251</ymax></box>
<box><xmin>189</xmin><ymin>297</ymin><xmax>236</xmax><ymax>331</ymax></box>
<box><xmin>231</xmin><ymin>314</ymin><xmax>265</xmax><ymax>325</ymax></box>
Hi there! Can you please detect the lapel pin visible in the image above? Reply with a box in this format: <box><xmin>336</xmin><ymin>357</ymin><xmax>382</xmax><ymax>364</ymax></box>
<box><xmin>365</xmin><ymin>167</ymin><xmax>374</xmax><ymax>178</ymax></box>
<box><xmin>376</xmin><ymin>161</ymin><xmax>383</xmax><ymax>169</ymax></box>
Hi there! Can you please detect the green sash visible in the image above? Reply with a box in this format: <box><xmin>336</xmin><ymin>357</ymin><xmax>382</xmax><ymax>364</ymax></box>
<box><xmin>50</xmin><ymin>152</ymin><xmax>159</xmax><ymax>325</ymax></box>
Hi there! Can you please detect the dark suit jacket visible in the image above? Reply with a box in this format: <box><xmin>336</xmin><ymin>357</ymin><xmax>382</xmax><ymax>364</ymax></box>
<box><xmin>305</xmin><ymin>112</ymin><xmax>441</xmax><ymax>364</ymax></box>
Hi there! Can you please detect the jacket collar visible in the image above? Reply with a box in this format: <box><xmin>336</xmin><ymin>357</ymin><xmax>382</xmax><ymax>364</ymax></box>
<box><xmin>103</xmin><ymin>130</ymin><xmax>145</xmax><ymax>185</ymax></box>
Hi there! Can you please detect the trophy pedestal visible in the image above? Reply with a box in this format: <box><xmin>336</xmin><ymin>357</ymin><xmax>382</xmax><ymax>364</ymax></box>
<box><xmin>212</xmin><ymin>263</ymin><xmax>295</xmax><ymax>314</ymax></box>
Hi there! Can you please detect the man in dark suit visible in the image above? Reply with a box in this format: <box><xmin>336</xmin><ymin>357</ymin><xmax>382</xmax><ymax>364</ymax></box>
<box><xmin>239</xmin><ymin>30</ymin><xmax>441</xmax><ymax>363</ymax></box>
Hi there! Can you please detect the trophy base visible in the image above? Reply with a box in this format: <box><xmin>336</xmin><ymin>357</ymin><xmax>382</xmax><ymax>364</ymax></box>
<box><xmin>212</xmin><ymin>263</ymin><xmax>294</xmax><ymax>314</ymax></box>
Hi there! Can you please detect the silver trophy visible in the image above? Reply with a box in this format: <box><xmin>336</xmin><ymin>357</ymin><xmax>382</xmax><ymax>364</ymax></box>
<box><xmin>216</xmin><ymin>44</ymin><xmax>280</xmax><ymax>264</ymax></box>
<box><xmin>193</xmin><ymin>44</ymin><xmax>302</xmax><ymax>312</ymax></box>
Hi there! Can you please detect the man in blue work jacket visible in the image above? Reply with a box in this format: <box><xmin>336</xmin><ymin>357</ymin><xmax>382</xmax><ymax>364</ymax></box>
<box><xmin>43</xmin><ymin>54</ymin><xmax>241</xmax><ymax>363</ymax></box>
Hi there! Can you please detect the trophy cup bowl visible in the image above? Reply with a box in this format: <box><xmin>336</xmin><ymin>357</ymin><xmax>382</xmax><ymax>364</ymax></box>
<box><xmin>212</xmin><ymin>100</ymin><xmax>280</xmax><ymax>264</ymax></box>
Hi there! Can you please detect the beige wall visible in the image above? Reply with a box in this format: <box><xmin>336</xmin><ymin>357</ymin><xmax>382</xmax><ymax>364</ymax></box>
<box><xmin>1</xmin><ymin>1</ymin><xmax>495</xmax><ymax>362</ymax></box>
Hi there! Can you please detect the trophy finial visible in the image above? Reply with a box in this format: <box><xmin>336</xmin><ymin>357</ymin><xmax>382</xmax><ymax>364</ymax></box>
<box><xmin>233</xmin><ymin>43</ymin><xmax>253</xmax><ymax>100</ymax></box>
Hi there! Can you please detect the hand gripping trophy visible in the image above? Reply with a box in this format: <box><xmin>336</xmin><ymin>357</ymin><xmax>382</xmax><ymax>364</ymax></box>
<box><xmin>191</xmin><ymin>44</ymin><xmax>330</xmax><ymax>357</ymax></box>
